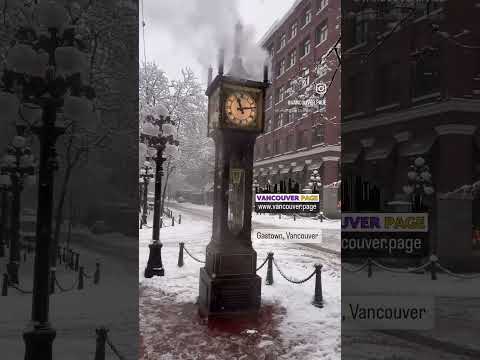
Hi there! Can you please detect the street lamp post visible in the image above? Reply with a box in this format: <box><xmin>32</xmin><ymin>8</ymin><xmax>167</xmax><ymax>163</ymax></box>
<box><xmin>141</xmin><ymin>108</ymin><xmax>179</xmax><ymax>278</ymax></box>
<box><xmin>402</xmin><ymin>157</ymin><xmax>435</xmax><ymax>212</ymax></box>
<box><xmin>308</xmin><ymin>170</ymin><xmax>323</xmax><ymax>220</ymax></box>
<box><xmin>1</xmin><ymin>137</ymin><xmax>36</xmax><ymax>284</ymax></box>
<box><xmin>139</xmin><ymin>161</ymin><xmax>154</xmax><ymax>229</ymax></box>
<box><xmin>0</xmin><ymin>2</ymin><xmax>96</xmax><ymax>357</ymax></box>
<box><xmin>309</xmin><ymin>169</ymin><xmax>322</xmax><ymax>193</ymax></box>
<box><xmin>0</xmin><ymin>175</ymin><xmax>12</xmax><ymax>257</ymax></box>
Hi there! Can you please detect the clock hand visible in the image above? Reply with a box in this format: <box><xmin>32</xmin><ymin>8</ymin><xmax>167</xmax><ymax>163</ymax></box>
<box><xmin>236</xmin><ymin>96</ymin><xmax>244</xmax><ymax>114</ymax></box>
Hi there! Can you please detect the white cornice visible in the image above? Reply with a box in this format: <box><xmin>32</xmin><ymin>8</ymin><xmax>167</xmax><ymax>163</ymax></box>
<box><xmin>394</xmin><ymin>131</ymin><xmax>411</xmax><ymax>143</ymax></box>
<box><xmin>323</xmin><ymin>156</ymin><xmax>340</xmax><ymax>162</ymax></box>
<box><xmin>254</xmin><ymin>145</ymin><xmax>340</xmax><ymax>167</ymax></box>
<box><xmin>360</xmin><ymin>138</ymin><xmax>375</xmax><ymax>148</ymax></box>
<box><xmin>343</xmin><ymin>99</ymin><xmax>480</xmax><ymax>133</ymax></box>
<box><xmin>435</xmin><ymin>124</ymin><xmax>477</xmax><ymax>136</ymax></box>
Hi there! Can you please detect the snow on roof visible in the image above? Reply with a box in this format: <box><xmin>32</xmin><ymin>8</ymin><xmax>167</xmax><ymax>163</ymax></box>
<box><xmin>325</xmin><ymin>180</ymin><xmax>341</xmax><ymax>188</ymax></box>
<box><xmin>258</xmin><ymin>0</ymin><xmax>305</xmax><ymax>47</ymax></box>
<box><xmin>441</xmin><ymin>180</ymin><xmax>480</xmax><ymax>199</ymax></box>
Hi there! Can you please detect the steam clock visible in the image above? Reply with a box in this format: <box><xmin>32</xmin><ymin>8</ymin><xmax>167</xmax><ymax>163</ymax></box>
<box><xmin>199</xmin><ymin>25</ymin><xmax>269</xmax><ymax>317</ymax></box>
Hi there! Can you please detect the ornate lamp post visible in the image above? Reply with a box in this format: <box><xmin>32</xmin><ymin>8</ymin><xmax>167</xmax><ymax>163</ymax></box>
<box><xmin>1</xmin><ymin>137</ymin><xmax>36</xmax><ymax>284</ymax></box>
<box><xmin>308</xmin><ymin>169</ymin><xmax>322</xmax><ymax>193</ymax></box>
<box><xmin>0</xmin><ymin>173</ymin><xmax>12</xmax><ymax>258</ymax></box>
<box><xmin>402</xmin><ymin>157</ymin><xmax>435</xmax><ymax>212</ymax></box>
<box><xmin>141</xmin><ymin>106</ymin><xmax>179</xmax><ymax>278</ymax></box>
<box><xmin>0</xmin><ymin>2</ymin><xmax>96</xmax><ymax>358</ymax></box>
<box><xmin>139</xmin><ymin>161</ymin><xmax>154</xmax><ymax>228</ymax></box>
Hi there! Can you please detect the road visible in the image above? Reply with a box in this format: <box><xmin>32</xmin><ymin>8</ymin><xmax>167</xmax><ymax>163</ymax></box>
<box><xmin>165</xmin><ymin>201</ymin><xmax>341</xmax><ymax>267</ymax></box>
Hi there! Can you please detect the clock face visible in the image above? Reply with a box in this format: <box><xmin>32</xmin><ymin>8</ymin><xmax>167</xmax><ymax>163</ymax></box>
<box><xmin>225</xmin><ymin>92</ymin><xmax>257</xmax><ymax>127</ymax></box>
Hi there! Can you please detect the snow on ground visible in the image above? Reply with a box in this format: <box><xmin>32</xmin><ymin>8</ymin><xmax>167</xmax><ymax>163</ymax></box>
<box><xmin>139</xmin><ymin>210</ymin><xmax>341</xmax><ymax>360</ymax></box>
<box><xmin>166</xmin><ymin>200</ymin><xmax>341</xmax><ymax>252</ymax></box>
<box><xmin>0</xmin><ymin>231</ymin><xmax>138</xmax><ymax>360</ymax></box>
<box><xmin>342</xmin><ymin>262</ymin><xmax>480</xmax><ymax>356</ymax></box>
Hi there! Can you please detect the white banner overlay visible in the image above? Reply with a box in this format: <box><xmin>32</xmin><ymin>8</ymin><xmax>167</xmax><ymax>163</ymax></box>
<box><xmin>342</xmin><ymin>296</ymin><xmax>435</xmax><ymax>330</ymax></box>
<box><xmin>252</xmin><ymin>229</ymin><xmax>323</xmax><ymax>244</ymax></box>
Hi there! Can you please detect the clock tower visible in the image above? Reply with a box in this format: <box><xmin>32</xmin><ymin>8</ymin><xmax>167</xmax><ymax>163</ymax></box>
<box><xmin>199</xmin><ymin>23</ymin><xmax>269</xmax><ymax>317</ymax></box>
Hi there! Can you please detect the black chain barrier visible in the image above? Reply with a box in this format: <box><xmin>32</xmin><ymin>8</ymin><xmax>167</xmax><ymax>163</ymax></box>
<box><xmin>9</xmin><ymin>283</ymin><xmax>33</xmax><ymax>294</ymax></box>
<box><xmin>183</xmin><ymin>245</ymin><xmax>206</xmax><ymax>264</ymax></box>
<box><xmin>256</xmin><ymin>256</ymin><xmax>269</xmax><ymax>271</ymax></box>
<box><xmin>342</xmin><ymin>255</ymin><xmax>480</xmax><ymax>280</ymax></box>
<box><xmin>55</xmin><ymin>276</ymin><xmax>79</xmax><ymax>292</ymax></box>
<box><xmin>106</xmin><ymin>333</ymin><xmax>129</xmax><ymax>360</ymax></box>
<box><xmin>174</xmin><ymin>246</ymin><xmax>324</xmax><ymax>307</ymax></box>
<box><xmin>273</xmin><ymin>258</ymin><xmax>317</xmax><ymax>284</ymax></box>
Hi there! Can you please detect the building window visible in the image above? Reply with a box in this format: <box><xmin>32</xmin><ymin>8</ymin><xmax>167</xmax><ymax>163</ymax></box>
<box><xmin>412</xmin><ymin>54</ymin><xmax>440</xmax><ymax>98</ymax></box>
<box><xmin>304</xmin><ymin>9</ymin><xmax>312</xmax><ymax>26</ymax></box>
<box><xmin>313</xmin><ymin>125</ymin><xmax>325</xmax><ymax>145</ymax></box>
<box><xmin>287</xmin><ymin>134</ymin><xmax>295</xmax><ymax>151</ymax></box>
<box><xmin>346</xmin><ymin>73</ymin><xmax>364</xmax><ymax>113</ymax></box>
<box><xmin>268</xmin><ymin>44</ymin><xmax>275</xmax><ymax>58</ymax></box>
<box><xmin>301</xmin><ymin>68</ymin><xmax>310</xmax><ymax>87</ymax></box>
<box><xmin>296</xmin><ymin>129</ymin><xmax>307</xmax><ymax>148</ymax></box>
<box><xmin>317</xmin><ymin>0</ymin><xmax>328</xmax><ymax>11</ymax></box>
<box><xmin>280</xmin><ymin>33</ymin><xmax>287</xmax><ymax>49</ymax></box>
<box><xmin>291</xmin><ymin>22</ymin><xmax>298</xmax><ymax>39</ymax></box>
<box><xmin>265</xmin><ymin>143</ymin><xmax>272</xmax><ymax>157</ymax></box>
<box><xmin>279</xmin><ymin>86</ymin><xmax>286</xmax><ymax>102</ymax></box>
<box><xmin>265</xmin><ymin>115</ymin><xmax>272</xmax><ymax>132</ymax></box>
<box><xmin>279</xmin><ymin>59</ymin><xmax>286</xmax><ymax>75</ymax></box>
<box><xmin>274</xmin><ymin>138</ymin><xmax>281</xmax><ymax>154</ymax></box>
<box><xmin>300</xmin><ymin>39</ymin><xmax>311</xmax><ymax>58</ymax></box>
<box><xmin>315</xmin><ymin>22</ymin><xmax>328</xmax><ymax>45</ymax></box>
<box><xmin>353</xmin><ymin>13</ymin><xmax>368</xmax><ymax>45</ymax></box>
<box><xmin>279</xmin><ymin>112</ymin><xmax>285</xmax><ymax>127</ymax></box>
<box><xmin>316</xmin><ymin>64</ymin><xmax>328</xmax><ymax>78</ymax></box>
<box><xmin>377</xmin><ymin>62</ymin><xmax>399</xmax><ymax>106</ymax></box>
<box><xmin>289</xmin><ymin>49</ymin><xmax>296</xmax><ymax>68</ymax></box>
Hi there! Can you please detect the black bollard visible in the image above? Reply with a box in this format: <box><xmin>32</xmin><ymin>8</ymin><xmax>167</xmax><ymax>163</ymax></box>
<box><xmin>265</xmin><ymin>252</ymin><xmax>274</xmax><ymax>285</ymax></box>
<box><xmin>69</xmin><ymin>250</ymin><xmax>74</xmax><ymax>269</ymax></box>
<box><xmin>178</xmin><ymin>214</ymin><xmax>181</xmax><ymax>224</ymax></box>
<box><xmin>178</xmin><ymin>242</ymin><xmax>184</xmax><ymax>267</ymax></box>
<box><xmin>172</xmin><ymin>216</ymin><xmax>175</xmax><ymax>227</ymax></box>
<box><xmin>367</xmin><ymin>258</ymin><xmax>373</xmax><ymax>278</ymax></box>
<box><xmin>94</xmin><ymin>327</ymin><xmax>108</xmax><ymax>360</ymax></box>
<box><xmin>75</xmin><ymin>253</ymin><xmax>80</xmax><ymax>272</ymax></box>
<box><xmin>320</xmin><ymin>212</ymin><xmax>324</xmax><ymax>222</ymax></box>
<box><xmin>94</xmin><ymin>262</ymin><xmax>100</xmax><ymax>285</ymax></box>
<box><xmin>293</xmin><ymin>214</ymin><xmax>296</xmax><ymax>221</ymax></box>
<box><xmin>312</xmin><ymin>264</ymin><xmax>323</xmax><ymax>308</ymax></box>
<box><xmin>144</xmin><ymin>241</ymin><xmax>165</xmax><ymax>278</ymax></box>
<box><xmin>49</xmin><ymin>268</ymin><xmax>56</xmax><ymax>295</ymax></box>
<box><xmin>78</xmin><ymin>266</ymin><xmax>84</xmax><ymax>290</ymax></box>
<box><xmin>430</xmin><ymin>254</ymin><xmax>438</xmax><ymax>280</ymax></box>
<box><xmin>2</xmin><ymin>273</ymin><xmax>8</xmax><ymax>296</ymax></box>
<box><xmin>23</xmin><ymin>251</ymin><xmax>27</xmax><ymax>262</ymax></box>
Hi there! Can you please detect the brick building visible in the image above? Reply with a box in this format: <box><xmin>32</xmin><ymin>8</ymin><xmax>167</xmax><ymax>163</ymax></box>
<box><xmin>341</xmin><ymin>1</ymin><xmax>480</xmax><ymax>268</ymax></box>
<box><xmin>253</xmin><ymin>0</ymin><xmax>341</xmax><ymax>216</ymax></box>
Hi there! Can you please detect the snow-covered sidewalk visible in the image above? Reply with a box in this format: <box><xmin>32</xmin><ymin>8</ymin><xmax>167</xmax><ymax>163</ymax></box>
<box><xmin>139</xmin><ymin>212</ymin><xmax>341</xmax><ymax>360</ymax></box>
<box><xmin>0</xmin><ymin>231</ymin><xmax>138</xmax><ymax>360</ymax></box>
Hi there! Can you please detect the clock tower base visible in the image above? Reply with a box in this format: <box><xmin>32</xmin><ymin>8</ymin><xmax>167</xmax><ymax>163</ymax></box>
<box><xmin>198</xmin><ymin>267</ymin><xmax>261</xmax><ymax>318</ymax></box>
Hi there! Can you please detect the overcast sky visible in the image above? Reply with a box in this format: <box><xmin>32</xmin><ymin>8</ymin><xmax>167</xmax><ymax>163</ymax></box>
<box><xmin>140</xmin><ymin>0</ymin><xmax>296</xmax><ymax>85</ymax></box>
